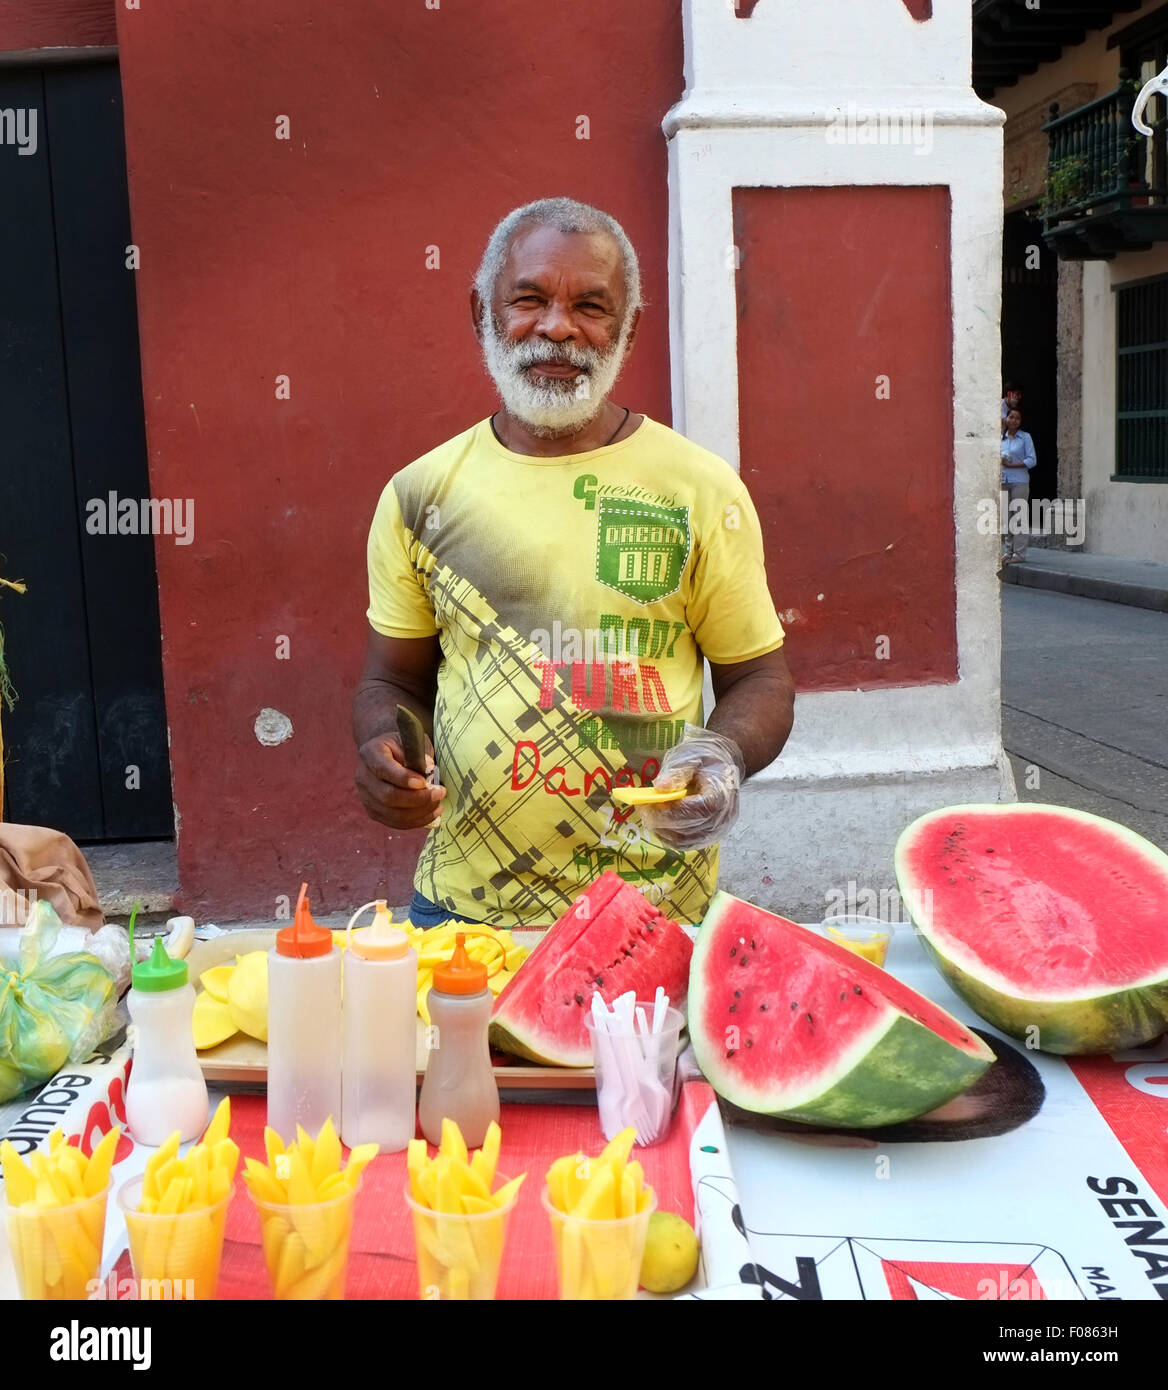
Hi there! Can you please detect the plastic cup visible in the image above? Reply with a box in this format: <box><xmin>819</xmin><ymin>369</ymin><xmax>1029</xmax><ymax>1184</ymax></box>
<box><xmin>118</xmin><ymin>1176</ymin><xmax>232</xmax><ymax>1300</ymax></box>
<box><xmin>248</xmin><ymin>1182</ymin><xmax>358</xmax><ymax>1300</ymax></box>
<box><xmin>821</xmin><ymin>914</ymin><xmax>892</xmax><ymax>967</ymax></box>
<box><xmin>585</xmin><ymin>1003</ymin><xmax>684</xmax><ymax>1147</ymax></box>
<box><xmin>405</xmin><ymin>1171</ymin><xmax>519</xmax><ymax>1300</ymax></box>
<box><xmin>542</xmin><ymin>1184</ymin><xmax>657</xmax><ymax>1300</ymax></box>
<box><xmin>5</xmin><ymin>1183</ymin><xmax>110</xmax><ymax>1300</ymax></box>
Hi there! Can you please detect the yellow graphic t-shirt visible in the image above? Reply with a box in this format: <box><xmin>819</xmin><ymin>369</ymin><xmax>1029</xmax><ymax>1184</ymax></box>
<box><xmin>366</xmin><ymin>415</ymin><xmax>784</xmax><ymax>927</ymax></box>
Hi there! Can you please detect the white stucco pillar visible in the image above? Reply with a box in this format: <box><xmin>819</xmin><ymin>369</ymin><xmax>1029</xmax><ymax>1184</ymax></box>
<box><xmin>666</xmin><ymin>0</ymin><xmax>1013</xmax><ymax>920</ymax></box>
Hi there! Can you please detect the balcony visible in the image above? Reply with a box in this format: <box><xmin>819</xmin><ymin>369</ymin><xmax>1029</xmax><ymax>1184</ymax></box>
<box><xmin>1041</xmin><ymin>78</ymin><xmax>1168</xmax><ymax>260</ymax></box>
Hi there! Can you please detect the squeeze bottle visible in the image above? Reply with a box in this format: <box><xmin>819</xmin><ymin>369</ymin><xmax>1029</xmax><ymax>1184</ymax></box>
<box><xmin>341</xmin><ymin>900</ymin><xmax>417</xmax><ymax>1152</ymax></box>
<box><xmin>125</xmin><ymin>935</ymin><xmax>209</xmax><ymax>1145</ymax></box>
<box><xmin>267</xmin><ymin>884</ymin><xmax>342</xmax><ymax>1141</ymax></box>
<box><xmin>417</xmin><ymin>932</ymin><xmax>500</xmax><ymax>1149</ymax></box>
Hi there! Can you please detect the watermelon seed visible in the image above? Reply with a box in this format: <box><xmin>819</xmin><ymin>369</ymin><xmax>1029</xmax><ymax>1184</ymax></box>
<box><xmin>594</xmin><ymin>976</ymin><xmax>605</xmax><ymax>987</ymax></box>
<box><xmin>574</xmin><ymin>993</ymin><xmax>584</xmax><ymax>1006</ymax></box>
<box><xmin>806</xmin><ymin>1012</ymin><xmax>814</xmax><ymax>1025</ymax></box>
<box><xmin>730</xmin><ymin>947</ymin><xmax>737</xmax><ymax>957</ymax></box>
<box><xmin>790</xmin><ymin>1002</ymin><xmax>798</xmax><ymax>1010</ymax></box>
<box><xmin>729</xmin><ymin>1004</ymin><xmax>737</xmax><ymax>1013</ymax></box>
<box><xmin>759</xmin><ymin>1003</ymin><xmax>768</xmax><ymax>1012</ymax></box>
<box><xmin>740</xmin><ymin>956</ymin><xmax>749</xmax><ymax>966</ymax></box>
<box><xmin>853</xmin><ymin>985</ymin><xmax>862</xmax><ymax>994</ymax></box>
<box><xmin>745</xmin><ymin>1039</ymin><xmax>753</xmax><ymax>1048</ymax></box>
<box><xmin>840</xmin><ymin>992</ymin><xmax>846</xmax><ymax>1001</ymax></box>
<box><xmin>725</xmin><ymin>1049</ymin><xmax>736</xmax><ymax>1058</ymax></box>
<box><xmin>734</xmin><ymin>990</ymin><xmax>742</xmax><ymax>998</ymax></box>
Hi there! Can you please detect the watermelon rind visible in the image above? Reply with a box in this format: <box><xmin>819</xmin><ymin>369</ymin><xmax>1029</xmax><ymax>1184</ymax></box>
<box><xmin>895</xmin><ymin>804</ymin><xmax>1168</xmax><ymax>1055</ymax></box>
<box><xmin>689</xmin><ymin>893</ymin><xmax>994</xmax><ymax>1128</ymax></box>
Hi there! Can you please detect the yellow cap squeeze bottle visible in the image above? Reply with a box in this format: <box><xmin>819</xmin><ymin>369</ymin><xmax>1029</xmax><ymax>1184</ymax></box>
<box><xmin>341</xmin><ymin>900</ymin><xmax>417</xmax><ymax>1153</ymax></box>
<box><xmin>267</xmin><ymin>883</ymin><xmax>343</xmax><ymax>1142</ymax></box>
<box><xmin>417</xmin><ymin>932</ymin><xmax>501</xmax><ymax>1149</ymax></box>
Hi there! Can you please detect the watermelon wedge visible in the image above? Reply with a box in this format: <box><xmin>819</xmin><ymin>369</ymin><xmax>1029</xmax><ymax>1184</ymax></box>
<box><xmin>489</xmin><ymin>873</ymin><xmax>693</xmax><ymax>1067</ymax></box>
<box><xmin>895</xmin><ymin>803</ymin><xmax>1168</xmax><ymax>1055</ymax></box>
<box><xmin>689</xmin><ymin>893</ymin><xmax>994</xmax><ymax>1127</ymax></box>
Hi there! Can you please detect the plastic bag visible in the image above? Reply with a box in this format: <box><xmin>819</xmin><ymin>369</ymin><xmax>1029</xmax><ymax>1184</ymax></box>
<box><xmin>640</xmin><ymin>723</ymin><xmax>746</xmax><ymax>852</ymax></box>
<box><xmin>0</xmin><ymin>898</ymin><xmax>118</xmax><ymax>1102</ymax></box>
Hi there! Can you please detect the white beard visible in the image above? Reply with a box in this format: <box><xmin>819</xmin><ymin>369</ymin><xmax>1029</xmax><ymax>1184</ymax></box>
<box><xmin>479</xmin><ymin>313</ymin><xmax>631</xmax><ymax>438</ymax></box>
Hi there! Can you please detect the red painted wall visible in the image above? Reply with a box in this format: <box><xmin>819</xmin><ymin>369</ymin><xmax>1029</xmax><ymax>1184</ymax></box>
<box><xmin>0</xmin><ymin>0</ymin><xmax>115</xmax><ymax>51</ymax></box>
<box><xmin>734</xmin><ymin>185</ymin><xmax>957</xmax><ymax>690</ymax></box>
<box><xmin>113</xmin><ymin>1</ymin><xmax>682</xmax><ymax>919</ymax></box>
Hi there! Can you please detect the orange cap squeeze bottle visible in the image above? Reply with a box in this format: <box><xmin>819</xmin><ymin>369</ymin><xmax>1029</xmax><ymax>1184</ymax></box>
<box><xmin>431</xmin><ymin>932</ymin><xmax>490</xmax><ymax>994</ymax></box>
<box><xmin>276</xmin><ymin>882</ymin><xmax>333</xmax><ymax>958</ymax></box>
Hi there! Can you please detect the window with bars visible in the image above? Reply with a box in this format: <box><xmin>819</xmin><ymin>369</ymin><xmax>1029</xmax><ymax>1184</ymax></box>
<box><xmin>1115</xmin><ymin>276</ymin><xmax>1168</xmax><ymax>481</ymax></box>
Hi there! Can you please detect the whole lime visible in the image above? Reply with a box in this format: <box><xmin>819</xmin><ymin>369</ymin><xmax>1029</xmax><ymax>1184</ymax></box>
<box><xmin>639</xmin><ymin>1211</ymin><xmax>700</xmax><ymax>1294</ymax></box>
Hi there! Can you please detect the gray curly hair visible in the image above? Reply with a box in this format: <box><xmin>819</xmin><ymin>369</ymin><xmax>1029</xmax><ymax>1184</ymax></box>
<box><xmin>473</xmin><ymin>197</ymin><xmax>643</xmax><ymax>328</ymax></box>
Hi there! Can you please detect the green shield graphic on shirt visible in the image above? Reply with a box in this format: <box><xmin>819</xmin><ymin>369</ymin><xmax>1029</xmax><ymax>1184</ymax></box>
<box><xmin>596</xmin><ymin>499</ymin><xmax>691</xmax><ymax>604</ymax></box>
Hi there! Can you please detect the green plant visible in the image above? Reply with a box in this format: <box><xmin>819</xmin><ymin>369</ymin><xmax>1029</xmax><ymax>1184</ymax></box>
<box><xmin>1041</xmin><ymin>154</ymin><xmax>1088</xmax><ymax>218</ymax></box>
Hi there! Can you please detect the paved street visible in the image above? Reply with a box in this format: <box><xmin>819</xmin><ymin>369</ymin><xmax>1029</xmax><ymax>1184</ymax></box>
<box><xmin>1001</xmin><ymin>585</ymin><xmax>1168</xmax><ymax>852</ymax></box>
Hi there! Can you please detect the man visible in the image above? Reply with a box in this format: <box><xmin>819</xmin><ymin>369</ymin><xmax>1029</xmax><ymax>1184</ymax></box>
<box><xmin>353</xmin><ymin>197</ymin><xmax>794</xmax><ymax>928</ymax></box>
<box><xmin>1000</xmin><ymin>381</ymin><xmax>1022</xmax><ymax>435</ymax></box>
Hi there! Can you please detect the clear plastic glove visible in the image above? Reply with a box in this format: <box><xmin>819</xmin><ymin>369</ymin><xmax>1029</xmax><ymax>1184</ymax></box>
<box><xmin>640</xmin><ymin>723</ymin><xmax>746</xmax><ymax>851</ymax></box>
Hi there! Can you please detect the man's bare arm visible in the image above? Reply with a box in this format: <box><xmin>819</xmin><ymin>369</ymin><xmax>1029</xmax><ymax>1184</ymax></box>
<box><xmin>706</xmin><ymin>646</ymin><xmax>795</xmax><ymax>777</ymax></box>
<box><xmin>352</xmin><ymin>630</ymin><xmax>447</xmax><ymax>830</ymax></box>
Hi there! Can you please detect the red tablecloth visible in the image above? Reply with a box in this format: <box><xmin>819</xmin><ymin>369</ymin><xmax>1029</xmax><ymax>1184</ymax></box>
<box><xmin>114</xmin><ymin>1088</ymin><xmax>704</xmax><ymax>1300</ymax></box>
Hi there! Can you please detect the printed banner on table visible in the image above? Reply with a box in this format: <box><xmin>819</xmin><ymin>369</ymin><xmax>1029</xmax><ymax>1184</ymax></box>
<box><xmin>724</xmin><ymin>930</ymin><xmax>1168</xmax><ymax>1302</ymax></box>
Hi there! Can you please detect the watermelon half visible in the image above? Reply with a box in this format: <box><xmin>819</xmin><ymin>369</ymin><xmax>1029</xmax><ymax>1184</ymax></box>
<box><xmin>689</xmin><ymin>893</ymin><xmax>994</xmax><ymax>1127</ymax></box>
<box><xmin>489</xmin><ymin>872</ymin><xmax>694</xmax><ymax>1067</ymax></box>
<box><xmin>895</xmin><ymin>803</ymin><xmax>1168</xmax><ymax>1055</ymax></box>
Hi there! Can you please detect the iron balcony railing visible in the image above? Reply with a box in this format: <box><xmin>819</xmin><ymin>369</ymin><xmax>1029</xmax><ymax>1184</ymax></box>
<box><xmin>1041</xmin><ymin>77</ymin><xmax>1168</xmax><ymax>228</ymax></box>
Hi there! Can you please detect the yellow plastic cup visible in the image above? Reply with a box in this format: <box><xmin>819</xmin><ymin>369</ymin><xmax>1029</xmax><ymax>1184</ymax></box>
<box><xmin>541</xmin><ymin>1185</ymin><xmax>657</xmax><ymax>1300</ymax></box>
<box><xmin>117</xmin><ymin>1176</ymin><xmax>232</xmax><ymax>1301</ymax></box>
<box><xmin>4</xmin><ymin>1183</ymin><xmax>110</xmax><ymax>1300</ymax></box>
<box><xmin>822</xmin><ymin>914</ymin><xmax>892</xmax><ymax>967</ymax></box>
<box><xmin>405</xmin><ymin>1172</ymin><xmax>519</xmax><ymax>1300</ymax></box>
<box><xmin>249</xmin><ymin>1182</ymin><xmax>358</xmax><ymax>1300</ymax></box>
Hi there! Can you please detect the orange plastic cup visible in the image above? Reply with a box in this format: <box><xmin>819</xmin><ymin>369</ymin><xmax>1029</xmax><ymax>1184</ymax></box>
<box><xmin>5</xmin><ymin>1184</ymin><xmax>110</xmax><ymax>1300</ymax></box>
<box><xmin>405</xmin><ymin>1173</ymin><xmax>520</xmax><ymax>1300</ymax></box>
<box><xmin>248</xmin><ymin>1183</ymin><xmax>358</xmax><ymax>1300</ymax></box>
<box><xmin>118</xmin><ymin>1177</ymin><xmax>232</xmax><ymax>1300</ymax></box>
<box><xmin>542</xmin><ymin>1185</ymin><xmax>657</xmax><ymax>1300</ymax></box>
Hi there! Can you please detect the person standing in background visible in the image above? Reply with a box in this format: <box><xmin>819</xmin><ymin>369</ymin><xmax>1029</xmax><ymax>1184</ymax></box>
<box><xmin>1000</xmin><ymin>407</ymin><xmax>1036</xmax><ymax>565</ymax></box>
<box><xmin>1001</xmin><ymin>381</ymin><xmax>1022</xmax><ymax>435</ymax></box>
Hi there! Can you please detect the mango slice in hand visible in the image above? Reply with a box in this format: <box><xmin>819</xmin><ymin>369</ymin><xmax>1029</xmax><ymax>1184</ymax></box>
<box><xmin>610</xmin><ymin>785</ymin><xmax>687</xmax><ymax>806</ymax></box>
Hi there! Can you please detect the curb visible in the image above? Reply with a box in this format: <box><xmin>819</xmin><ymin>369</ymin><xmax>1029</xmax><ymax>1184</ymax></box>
<box><xmin>1000</xmin><ymin>563</ymin><xmax>1168</xmax><ymax>614</ymax></box>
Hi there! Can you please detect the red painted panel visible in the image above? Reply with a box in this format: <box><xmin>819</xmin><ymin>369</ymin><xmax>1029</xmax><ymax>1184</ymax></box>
<box><xmin>734</xmin><ymin>185</ymin><xmax>956</xmax><ymax>691</ymax></box>
<box><xmin>0</xmin><ymin>0</ymin><xmax>115</xmax><ymax>51</ymax></box>
<box><xmin>113</xmin><ymin>0</ymin><xmax>681</xmax><ymax>919</ymax></box>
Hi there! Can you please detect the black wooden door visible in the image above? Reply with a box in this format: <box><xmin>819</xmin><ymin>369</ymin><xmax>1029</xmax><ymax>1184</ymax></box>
<box><xmin>0</xmin><ymin>62</ymin><xmax>172</xmax><ymax>841</ymax></box>
<box><xmin>1001</xmin><ymin>209</ymin><xmax>1060</xmax><ymax>503</ymax></box>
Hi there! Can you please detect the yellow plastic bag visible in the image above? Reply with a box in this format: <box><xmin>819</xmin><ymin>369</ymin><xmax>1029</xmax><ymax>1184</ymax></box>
<box><xmin>0</xmin><ymin>900</ymin><xmax>116</xmax><ymax>1101</ymax></box>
